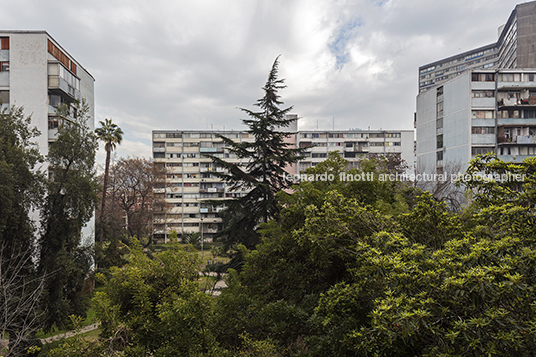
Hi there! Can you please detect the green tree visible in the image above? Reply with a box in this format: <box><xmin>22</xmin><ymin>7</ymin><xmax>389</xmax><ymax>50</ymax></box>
<box><xmin>206</xmin><ymin>56</ymin><xmax>304</xmax><ymax>248</ymax></box>
<box><xmin>0</xmin><ymin>105</ymin><xmax>46</xmax><ymax>354</ymax></box>
<box><xmin>95</xmin><ymin>118</ymin><xmax>123</xmax><ymax>246</ymax></box>
<box><xmin>93</xmin><ymin>239</ymin><xmax>217</xmax><ymax>356</ymax></box>
<box><xmin>39</xmin><ymin>100</ymin><xmax>98</xmax><ymax>331</ymax></box>
<box><xmin>211</xmin><ymin>155</ymin><xmax>417</xmax><ymax>354</ymax></box>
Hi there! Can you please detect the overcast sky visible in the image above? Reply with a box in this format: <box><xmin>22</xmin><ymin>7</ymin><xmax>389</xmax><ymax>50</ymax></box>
<box><xmin>3</xmin><ymin>0</ymin><xmax>525</xmax><ymax>166</ymax></box>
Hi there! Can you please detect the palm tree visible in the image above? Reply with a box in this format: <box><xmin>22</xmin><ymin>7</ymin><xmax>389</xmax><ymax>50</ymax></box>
<box><xmin>95</xmin><ymin>118</ymin><xmax>123</xmax><ymax>245</ymax></box>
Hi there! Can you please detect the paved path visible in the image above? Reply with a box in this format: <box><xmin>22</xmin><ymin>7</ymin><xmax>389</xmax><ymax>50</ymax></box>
<box><xmin>40</xmin><ymin>323</ymin><xmax>100</xmax><ymax>344</ymax></box>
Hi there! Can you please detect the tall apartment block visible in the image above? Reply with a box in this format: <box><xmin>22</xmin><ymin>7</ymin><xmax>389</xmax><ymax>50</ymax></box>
<box><xmin>0</xmin><ymin>30</ymin><xmax>95</xmax><ymax>156</ymax></box>
<box><xmin>416</xmin><ymin>1</ymin><xmax>536</xmax><ymax>173</ymax></box>
<box><xmin>152</xmin><ymin>127</ymin><xmax>413</xmax><ymax>242</ymax></box>
<box><xmin>297</xmin><ymin>130</ymin><xmax>414</xmax><ymax>173</ymax></box>
<box><xmin>0</xmin><ymin>31</ymin><xmax>95</xmax><ymax>238</ymax></box>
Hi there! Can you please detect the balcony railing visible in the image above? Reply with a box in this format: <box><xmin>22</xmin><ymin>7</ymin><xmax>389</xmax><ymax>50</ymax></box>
<box><xmin>498</xmin><ymin>135</ymin><xmax>536</xmax><ymax>144</ymax></box>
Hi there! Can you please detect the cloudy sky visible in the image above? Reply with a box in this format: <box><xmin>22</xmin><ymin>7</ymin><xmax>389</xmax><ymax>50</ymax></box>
<box><xmin>3</xmin><ymin>0</ymin><xmax>524</xmax><ymax>166</ymax></box>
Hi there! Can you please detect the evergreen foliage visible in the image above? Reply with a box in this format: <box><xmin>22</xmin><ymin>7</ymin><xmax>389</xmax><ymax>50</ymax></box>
<box><xmin>205</xmin><ymin>56</ymin><xmax>305</xmax><ymax>248</ymax></box>
<box><xmin>39</xmin><ymin>100</ymin><xmax>98</xmax><ymax>331</ymax></box>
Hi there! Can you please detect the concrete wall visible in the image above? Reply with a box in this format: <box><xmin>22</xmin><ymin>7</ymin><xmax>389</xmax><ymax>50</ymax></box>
<box><xmin>516</xmin><ymin>2</ymin><xmax>536</xmax><ymax>68</ymax></box>
<box><xmin>9</xmin><ymin>32</ymin><xmax>49</xmax><ymax>156</ymax></box>
<box><xmin>416</xmin><ymin>83</ymin><xmax>437</xmax><ymax>173</ymax></box>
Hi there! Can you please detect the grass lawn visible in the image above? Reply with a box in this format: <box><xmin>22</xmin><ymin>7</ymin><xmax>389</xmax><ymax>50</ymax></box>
<box><xmin>35</xmin><ymin>304</ymin><xmax>98</xmax><ymax>339</ymax></box>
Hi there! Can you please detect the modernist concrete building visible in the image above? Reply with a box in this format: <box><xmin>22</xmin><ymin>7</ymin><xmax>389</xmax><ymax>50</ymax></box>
<box><xmin>0</xmin><ymin>31</ymin><xmax>95</xmax><ymax>153</ymax></box>
<box><xmin>152</xmin><ymin>127</ymin><xmax>414</xmax><ymax>242</ymax></box>
<box><xmin>416</xmin><ymin>1</ymin><xmax>536</xmax><ymax>174</ymax></box>
<box><xmin>297</xmin><ymin>129</ymin><xmax>414</xmax><ymax>173</ymax></box>
<box><xmin>0</xmin><ymin>30</ymin><xmax>95</xmax><ymax>238</ymax></box>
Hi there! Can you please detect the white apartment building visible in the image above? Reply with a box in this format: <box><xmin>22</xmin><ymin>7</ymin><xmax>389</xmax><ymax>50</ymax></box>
<box><xmin>152</xmin><ymin>128</ymin><xmax>414</xmax><ymax>242</ymax></box>
<box><xmin>297</xmin><ymin>130</ymin><xmax>414</xmax><ymax>173</ymax></box>
<box><xmin>0</xmin><ymin>31</ymin><xmax>95</xmax><ymax>239</ymax></box>
<box><xmin>418</xmin><ymin>1</ymin><xmax>536</xmax><ymax>93</ymax></box>
<box><xmin>417</xmin><ymin>69</ymin><xmax>536</xmax><ymax>174</ymax></box>
<box><xmin>416</xmin><ymin>1</ymin><xmax>536</xmax><ymax>174</ymax></box>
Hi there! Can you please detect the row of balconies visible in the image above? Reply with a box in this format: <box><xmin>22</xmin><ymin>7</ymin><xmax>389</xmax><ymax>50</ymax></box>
<box><xmin>497</xmin><ymin>135</ymin><xmax>536</xmax><ymax>144</ymax></box>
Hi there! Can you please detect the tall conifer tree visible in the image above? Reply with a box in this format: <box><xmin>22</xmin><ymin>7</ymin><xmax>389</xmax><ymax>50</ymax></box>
<box><xmin>206</xmin><ymin>57</ymin><xmax>304</xmax><ymax>248</ymax></box>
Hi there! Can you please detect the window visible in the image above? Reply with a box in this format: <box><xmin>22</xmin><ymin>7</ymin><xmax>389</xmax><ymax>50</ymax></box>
<box><xmin>524</xmin><ymin>110</ymin><xmax>536</xmax><ymax>118</ymax></box>
<box><xmin>437</xmin><ymin>134</ymin><xmax>443</xmax><ymax>149</ymax></box>
<box><xmin>153</xmin><ymin>142</ymin><xmax>165</xmax><ymax>148</ymax></box>
<box><xmin>166</xmin><ymin>133</ymin><xmax>182</xmax><ymax>138</ymax></box>
<box><xmin>472</xmin><ymin>110</ymin><xmax>494</xmax><ymax>119</ymax></box>
<box><xmin>153</xmin><ymin>152</ymin><xmax>165</xmax><ymax>158</ymax></box>
<box><xmin>471</xmin><ymin>73</ymin><xmax>495</xmax><ymax>82</ymax></box>
<box><xmin>369</xmin><ymin>133</ymin><xmax>384</xmax><ymax>138</ymax></box>
<box><xmin>471</xmin><ymin>127</ymin><xmax>495</xmax><ymax>134</ymax></box>
<box><xmin>48</xmin><ymin>117</ymin><xmax>59</xmax><ymax>130</ymax></box>
<box><xmin>311</xmin><ymin>153</ymin><xmax>327</xmax><ymax>158</ymax></box>
<box><xmin>0</xmin><ymin>62</ymin><xmax>8</xmax><ymax>72</ymax></box>
<box><xmin>471</xmin><ymin>90</ymin><xmax>494</xmax><ymax>98</ymax></box>
<box><xmin>472</xmin><ymin>147</ymin><xmax>495</xmax><ymax>156</ymax></box>
<box><xmin>498</xmin><ymin>73</ymin><xmax>522</xmax><ymax>82</ymax></box>
<box><xmin>0</xmin><ymin>37</ymin><xmax>9</xmax><ymax>50</ymax></box>
<box><xmin>497</xmin><ymin>110</ymin><xmax>520</xmax><ymax>119</ymax></box>
<box><xmin>436</xmin><ymin>101</ymin><xmax>444</xmax><ymax>117</ymax></box>
<box><xmin>0</xmin><ymin>90</ymin><xmax>8</xmax><ymax>104</ymax></box>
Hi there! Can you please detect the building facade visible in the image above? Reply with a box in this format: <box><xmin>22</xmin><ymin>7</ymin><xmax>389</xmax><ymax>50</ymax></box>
<box><xmin>297</xmin><ymin>130</ymin><xmax>414</xmax><ymax>173</ymax></box>
<box><xmin>418</xmin><ymin>1</ymin><xmax>536</xmax><ymax>93</ymax></box>
<box><xmin>416</xmin><ymin>2</ymin><xmax>536</xmax><ymax>174</ymax></box>
<box><xmin>0</xmin><ymin>30</ymin><xmax>95</xmax><ymax>239</ymax></box>
<box><xmin>152</xmin><ymin>128</ymin><xmax>414</xmax><ymax>242</ymax></box>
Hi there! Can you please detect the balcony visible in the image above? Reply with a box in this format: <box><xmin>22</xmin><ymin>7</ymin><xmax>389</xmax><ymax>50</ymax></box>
<box><xmin>497</xmin><ymin>82</ymin><xmax>536</xmax><ymax>90</ymax></box>
<box><xmin>498</xmin><ymin>135</ymin><xmax>536</xmax><ymax>144</ymax></box>
<box><xmin>497</xmin><ymin>118</ymin><xmax>536</xmax><ymax>126</ymax></box>
<box><xmin>497</xmin><ymin>97</ymin><xmax>536</xmax><ymax>108</ymax></box>
<box><xmin>497</xmin><ymin>155</ymin><xmax>531</xmax><ymax>162</ymax></box>
<box><xmin>48</xmin><ymin>75</ymin><xmax>80</xmax><ymax>100</ymax></box>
